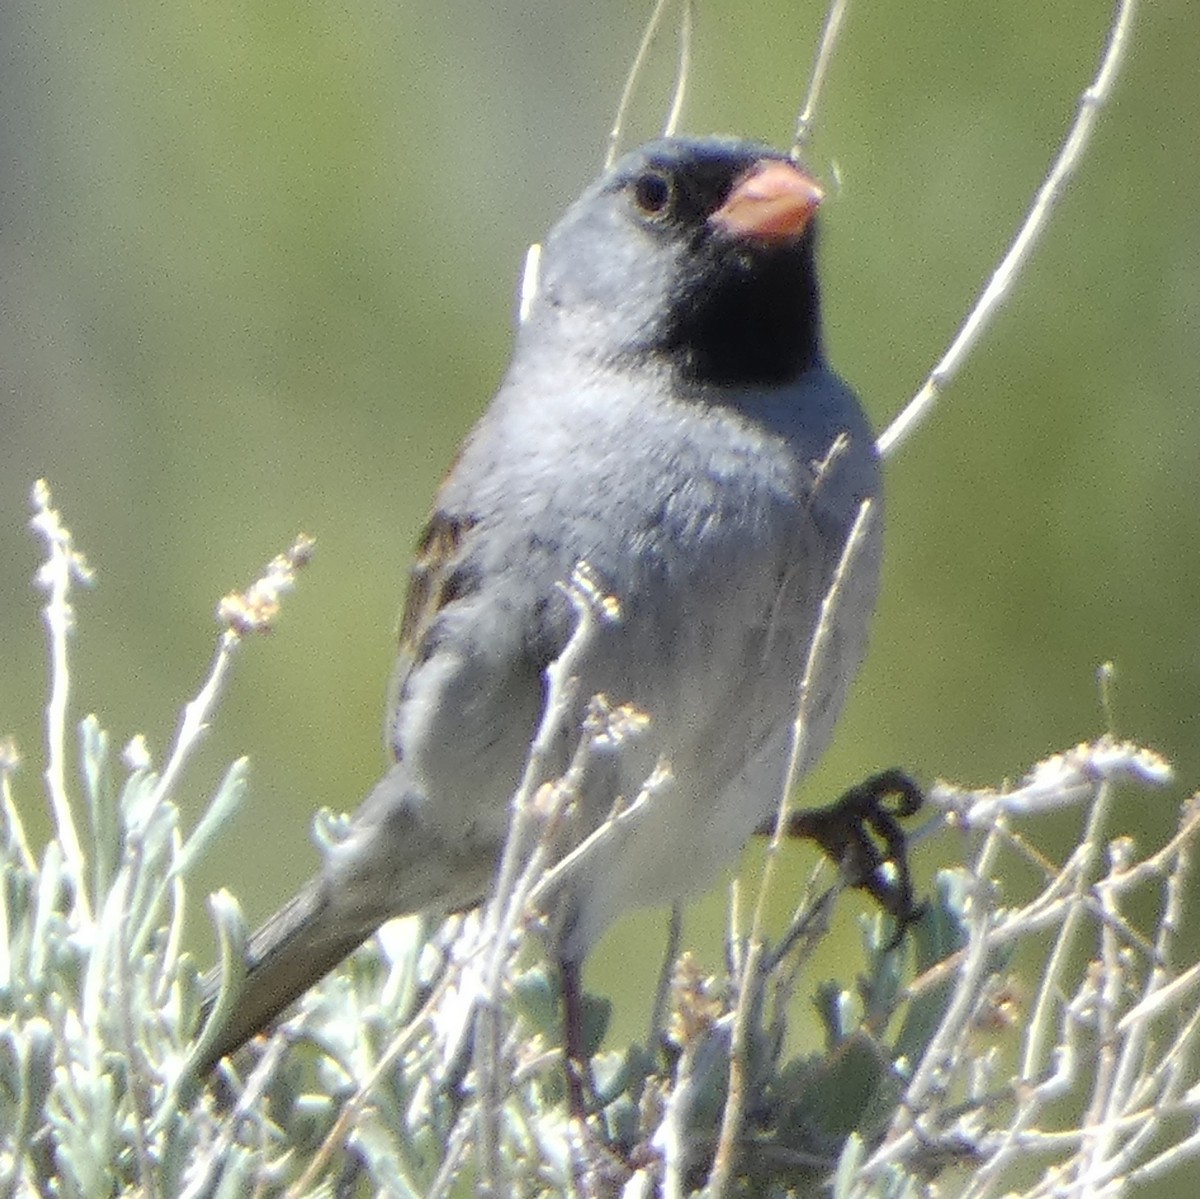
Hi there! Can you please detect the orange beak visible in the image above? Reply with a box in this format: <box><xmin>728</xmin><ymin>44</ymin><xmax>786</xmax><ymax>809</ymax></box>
<box><xmin>709</xmin><ymin>159</ymin><xmax>824</xmax><ymax>242</ymax></box>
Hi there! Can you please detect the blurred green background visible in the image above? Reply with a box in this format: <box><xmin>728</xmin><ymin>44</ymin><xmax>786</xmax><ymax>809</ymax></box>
<box><xmin>2</xmin><ymin>0</ymin><xmax>1198</xmax><ymax>1113</ymax></box>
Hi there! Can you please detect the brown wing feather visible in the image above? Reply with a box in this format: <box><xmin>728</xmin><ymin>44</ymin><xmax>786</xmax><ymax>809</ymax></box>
<box><xmin>384</xmin><ymin>511</ymin><xmax>477</xmax><ymax>753</ymax></box>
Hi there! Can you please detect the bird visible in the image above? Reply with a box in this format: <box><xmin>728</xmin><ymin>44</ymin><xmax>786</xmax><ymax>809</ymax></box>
<box><xmin>198</xmin><ymin>135</ymin><xmax>891</xmax><ymax>1080</ymax></box>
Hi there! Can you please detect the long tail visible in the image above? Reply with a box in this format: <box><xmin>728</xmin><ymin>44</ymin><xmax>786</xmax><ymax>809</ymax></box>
<box><xmin>195</xmin><ymin>764</ymin><xmax>500</xmax><ymax>1075</ymax></box>
<box><xmin>195</xmin><ymin>879</ymin><xmax>383</xmax><ymax>1075</ymax></box>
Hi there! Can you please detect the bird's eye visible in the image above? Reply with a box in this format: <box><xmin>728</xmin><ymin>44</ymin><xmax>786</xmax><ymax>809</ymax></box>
<box><xmin>632</xmin><ymin>170</ymin><xmax>672</xmax><ymax>217</ymax></box>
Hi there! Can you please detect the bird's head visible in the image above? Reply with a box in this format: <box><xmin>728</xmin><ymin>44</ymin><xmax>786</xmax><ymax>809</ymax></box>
<box><xmin>522</xmin><ymin>137</ymin><xmax>827</xmax><ymax>387</ymax></box>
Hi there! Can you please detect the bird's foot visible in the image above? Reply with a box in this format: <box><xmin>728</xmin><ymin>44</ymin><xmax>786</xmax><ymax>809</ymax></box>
<box><xmin>769</xmin><ymin>768</ymin><xmax>926</xmax><ymax>947</ymax></box>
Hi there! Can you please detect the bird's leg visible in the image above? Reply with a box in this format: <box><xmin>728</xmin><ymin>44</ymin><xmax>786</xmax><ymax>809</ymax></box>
<box><xmin>559</xmin><ymin>957</ymin><xmax>592</xmax><ymax>1122</ymax></box>
<box><xmin>764</xmin><ymin>769</ymin><xmax>926</xmax><ymax>944</ymax></box>
<box><xmin>559</xmin><ymin>959</ymin><xmax>635</xmax><ymax>1196</ymax></box>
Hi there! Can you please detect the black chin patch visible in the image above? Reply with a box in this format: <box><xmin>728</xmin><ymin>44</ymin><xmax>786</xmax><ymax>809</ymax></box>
<box><xmin>661</xmin><ymin>234</ymin><xmax>823</xmax><ymax>387</ymax></box>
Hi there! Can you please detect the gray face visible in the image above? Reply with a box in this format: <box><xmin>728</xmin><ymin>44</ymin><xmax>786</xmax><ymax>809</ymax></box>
<box><xmin>523</xmin><ymin>137</ymin><xmax>824</xmax><ymax>386</ymax></box>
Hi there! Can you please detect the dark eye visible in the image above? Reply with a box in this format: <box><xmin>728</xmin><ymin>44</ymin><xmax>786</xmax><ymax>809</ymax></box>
<box><xmin>632</xmin><ymin>170</ymin><xmax>672</xmax><ymax>216</ymax></box>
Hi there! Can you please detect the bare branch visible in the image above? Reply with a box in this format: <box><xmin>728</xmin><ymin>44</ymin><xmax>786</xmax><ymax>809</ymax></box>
<box><xmin>709</xmin><ymin>496</ymin><xmax>876</xmax><ymax>1198</ymax></box>
<box><xmin>30</xmin><ymin>479</ymin><xmax>94</xmax><ymax>920</ymax></box>
<box><xmin>662</xmin><ymin>0</ymin><xmax>693</xmax><ymax>138</ymax></box>
<box><xmin>877</xmin><ymin>0</ymin><xmax>1139</xmax><ymax>458</ymax></box>
<box><xmin>607</xmin><ymin>0</ymin><xmax>674</xmax><ymax>169</ymax></box>
<box><xmin>792</xmin><ymin>0</ymin><xmax>854</xmax><ymax>158</ymax></box>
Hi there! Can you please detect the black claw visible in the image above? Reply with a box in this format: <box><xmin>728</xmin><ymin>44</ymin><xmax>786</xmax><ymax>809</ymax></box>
<box><xmin>768</xmin><ymin>769</ymin><xmax>926</xmax><ymax>946</ymax></box>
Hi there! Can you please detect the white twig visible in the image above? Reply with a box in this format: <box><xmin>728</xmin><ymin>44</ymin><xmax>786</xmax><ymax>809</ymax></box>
<box><xmin>606</xmin><ymin>0</ymin><xmax>673</xmax><ymax>168</ymax></box>
<box><xmin>152</xmin><ymin>535</ymin><xmax>312</xmax><ymax>815</ymax></box>
<box><xmin>1120</xmin><ymin>958</ymin><xmax>1200</xmax><ymax>1030</ymax></box>
<box><xmin>475</xmin><ymin>563</ymin><xmax>617</xmax><ymax>1195</ymax></box>
<box><xmin>518</xmin><ymin>242</ymin><xmax>541</xmax><ymax>324</ymax></box>
<box><xmin>286</xmin><ymin>958</ymin><xmax>463</xmax><ymax>1199</ymax></box>
<box><xmin>927</xmin><ymin>739</ymin><xmax>1172</xmax><ymax>830</ymax></box>
<box><xmin>661</xmin><ymin>0</ymin><xmax>693</xmax><ymax>138</ymax></box>
<box><xmin>152</xmin><ymin>632</ymin><xmax>240</xmax><ymax>816</ymax></box>
<box><xmin>709</xmin><ymin>496</ymin><xmax>876</xmax><ymax>1199</ymax></box>
<box><xmin>481</xmin><ymin>564</ymin><xmax>615</xmax><ymax>951</ymax></box>
<box><xmin>792</xmin><ymin>0</ymin><xmax>854</xmax><ymax>158</ymax></box>
<box><xmin>525</xmin><ymin>764</ymin><xmax>668</xmax><ymax>915</ymax></box>
<box><xmin>30</xmin><ymin>480</ymin><xmax>94</xmax><ymax>923</ymax></box>
<box><xmin>877</xmin><ymin>0</ymin><xmax>1139</xmax><ymax>458</ymax></box>
<box><xmin>181</xmin><ymin>1033</ymin><xmax>289</xmax><ymax>1199</ymax></box>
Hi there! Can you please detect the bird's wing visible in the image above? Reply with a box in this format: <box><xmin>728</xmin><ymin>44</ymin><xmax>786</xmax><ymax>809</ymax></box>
<box><xmin>384</xmin><ymin>508</ymin><xmax>477</xmax><ymax>753</ymax></box>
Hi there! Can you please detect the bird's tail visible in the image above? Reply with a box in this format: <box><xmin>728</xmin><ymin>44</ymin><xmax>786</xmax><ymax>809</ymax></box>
<box><xmin>195</xmin><ymin>878</ymin><xmax>383</xmax><ymax>1075</ymax></box>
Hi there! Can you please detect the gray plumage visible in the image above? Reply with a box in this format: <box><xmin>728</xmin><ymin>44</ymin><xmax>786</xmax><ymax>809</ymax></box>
<box><xmin>199</xmin><ymin>137</ymin><xmax>881</xmax><ymax>1072</ymax></box>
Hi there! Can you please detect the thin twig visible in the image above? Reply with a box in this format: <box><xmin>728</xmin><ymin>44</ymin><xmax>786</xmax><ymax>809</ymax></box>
<box><xmin>877</xmin><ymin>0</ymin><xmax>1139</xmax><ymax>458</ymax></box>
<box><xmin>1021</xmin><ymin>772</ymin><xmax>1119</xmax><ymax>1082</ymax></box>
<box><xmin>475</xmin><ymin>564</ymin><xmax>616</xmax><ymax>1195</ymax></box>
<box><xmin>901</xmin><ymin>821</ymin><xmax>1007</xmax><ymax>1116</ymax></box>
<box><xmin>708</xmin><ymin>497</ymin><xmax>876</xmax><ymax>1198</ymax></box>
<box><xmin>607</xmin><ymin>0</ymin><xmax>673</xmax><ymax>168</ymax></box>
<box><xmin>30</xmin><ymin>480</ymin><xmax>93</xmax><ymax>922</ymax></box>
<box><xmin>286</xmin><ymin>956</ymin><xmax>464</xmax><ymax>1198</ymax></box>
<box><xmin>792</xmin><ymin>0</ymin><xmax>854</xmax><ymax>158</ymax></box>
<box><xmin>425</xmin><ymin>1107</ymin><xmax>477</xmax><ymax>1199</ymax></box>
<box><xmin>181</xmin><ymin>1034</ymin><xmax>289</xmax><ymax>1199</ymax></box>
<box><xmin>154</xmin><ymin>535</ymin><xmax>312</xmax><ymax>816</ymax></box>
<box><xmin>661</xmin><ymin>0</ymin><xmax>693</xmax><ymax>138</ymax></box>
<box><xmin>113</xmin><ymin>857</ymin><xmax>159</xmax><ymax>1199</ymax></box>
<box><xmin>518</xmin><ymin>242</ymin><xmax>541</xmax><ymax>324</ymax></box>
<box><xmin>0</xmin><ymin>740</ymin><xmax>35</xmax><ymax>875</ymax></box>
